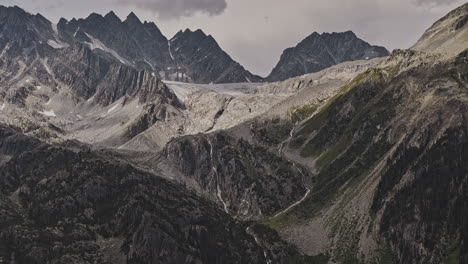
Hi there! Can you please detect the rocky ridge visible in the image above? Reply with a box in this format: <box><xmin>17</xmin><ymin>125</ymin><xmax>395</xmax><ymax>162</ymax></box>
<box><xmin>267</xmin><ymin>31</ymin><xmax>389</xmax><ymax>82</ymax></box>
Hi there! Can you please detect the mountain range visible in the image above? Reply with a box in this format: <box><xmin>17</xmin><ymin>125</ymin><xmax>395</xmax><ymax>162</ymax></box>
<box><xmin>0</xmin><ymin>5</ymin><xmax>388</xmax><ymax>84</ymax></box>
<box><xmin>0</xmin><ymin>2</ymin><xmax>467</xmax><ymax>264</ymax></box>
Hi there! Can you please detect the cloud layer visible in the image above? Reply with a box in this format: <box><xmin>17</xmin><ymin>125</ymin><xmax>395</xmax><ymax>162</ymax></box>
<box><xmin>414</xmin><ymin>0</ymin><xmax>460</xmax><ymax>6</ymax></box>
<box><xmin>119</xmin><ymin>0</ymin><xmax>227</xmax><ymax>20</ymax></box>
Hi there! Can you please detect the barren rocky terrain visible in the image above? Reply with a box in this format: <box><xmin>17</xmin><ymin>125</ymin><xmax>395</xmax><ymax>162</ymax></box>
<box><xmin>1</xmin><ymin>2</ymin><xmax>468</xmax><ymax>264</ymax></box>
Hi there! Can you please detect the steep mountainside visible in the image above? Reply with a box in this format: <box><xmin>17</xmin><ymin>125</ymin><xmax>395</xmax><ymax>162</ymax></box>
<box><xmin>151</xmin><ymin>3</ymin><xmax>468</xmax><ymax>264</ymax></box>
<box><xmin>169</xmin><ymin>29</ymin><xmax>263</xmax><ymax>83</ymax></box>
<box><xmin>161</xmin><ymin>132</ymin><xmax>309</xmax><ymax>220</ymax></box>
<box><xmin>0</xmin><ymin>6</ymin><xmax>263</xmax><ymax>85</ymax></box>
<box><xmin>0</xmin><ymin>125</ymin><xmax>267</xmax><ymax>263</ymax></box>
<box><xmin>412</xmin><ymin>3</ymin><xmax>468</xmax><ymax>58</ymax></box>
<box><xmin>0</xmin><ymin>5</ymin><xmax>185</xmax><ymax>149</ymax></box>
<box><xmin>57</xmin><ymin>12</ymin><xmax>261</xmax><ymax>84</ymax></box>
<box><xmin>267</xmin><ymin>31</ymin><xmax>389</xmax><ymax>82</ymax></box>
<box><xmin>267</xmin><ymin>48</ymin><xmax>468</xmax><ymax>264</ymax></box>
<box><xmin>57</xmin><ymin>11</ymin><xmax>174</xmax><ymax>74</ymax></box>
<box><xmin>240</xmin><ymin>6</ymin><xmax>468</xmax><ymax>263</ymax></box>
<box><xmin>1</xmin><ymin>2</ymin><xmax>468</xmax><ymax>264</ymax></box>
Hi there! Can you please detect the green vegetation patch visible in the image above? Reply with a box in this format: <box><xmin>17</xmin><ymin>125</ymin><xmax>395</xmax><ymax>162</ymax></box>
<box><xmin>444</xmin><ymin>241</ymin><xmax>460</xmax><ymax>264</ymax></box>
<box><xmin>267</xmin><ymin>69</ymin><xmax>402</xmax><ymax>228</ymax></box>
<box><xmin>289</xmin><ymin>103</ymin><xmax>319</xmax><ymax>123</ymax></box>
<box><xmin>376</xmin><ymin>244</ymin><xmax>397</xmax><ymax>264</ymax></box>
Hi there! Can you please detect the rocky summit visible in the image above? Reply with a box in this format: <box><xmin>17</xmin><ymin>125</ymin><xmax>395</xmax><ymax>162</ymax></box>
<box><xmin>0</xmin><ymin>2</ymin><xmax>468</xmax><ymax>264</ymax></box>
<box><xmin>267</xmin><ymin>31</ymin><xmax>390</xmax><ymax>82</ymax></box>
<box><xmin>169</xmin><ymin>29</ymin><xmax>264</xmax><ymax>84</ymax></box>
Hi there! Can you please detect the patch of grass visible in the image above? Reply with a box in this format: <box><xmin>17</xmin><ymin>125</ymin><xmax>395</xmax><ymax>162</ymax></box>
<box><xmin>315</xmin><ymin>135</ymin><xmax>352</xmax><ymax>168</ymax></box>
<box><xmin>294</xmin><ymin>68</ymin><xmax>388</xmax><ymax>156</ymax></box>
<box><xmin>263</xmin><ymin>190</ymin><xmax>335</xmax><ymax>229</ymax></box>
<box><xmin>268</xmin><ymin>69</ymin><xmax>400</xmax><ymax>228</ymax></box>
<box><xmin>240</xmin><ymin>150</ymin><xmax>257</xmax><ymax>179</ymax></box>
<box><xmin>451</xmin><ymin>50</ymin><xmax>468</xmax><ymax>89</ymax></box>
<box><xmin>444</xmin><ymin>242</ymin><xmax>460</xmax><ymax>264</ymax></box>
<box><xmin>377</xmin><ymin>244</ymin><xmax>396</xmax><ymax>264</ymax></box>
<box><xmin>295</xmin><ymin>101</ymin><xmax>334</xmax><ymax>138</ymax></box>
<box><xmin>289</xmin><ymin>103</ymin><xmax>319</xmax><ymax>123</ymax></box>
<box><xmin>382</xmin><ymin>65</ymin><xmax>401</xmax><ymax>79</ymax></box>
<box><xmin>446</xmin><ymin>247</ymin><xmax>460</xmax><ymax>264</ymax></box>
<box><xmin>289</xmin><ymin>134</ymin><xmax>307</xmax><ymax>149</ymax></box>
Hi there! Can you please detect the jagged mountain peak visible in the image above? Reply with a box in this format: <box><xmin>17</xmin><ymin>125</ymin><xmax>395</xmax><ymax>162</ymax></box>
<box><xmin>310</xmin><ymin>30</ymin><xmax>355</xmax><ymax>37</ymax></box>
<box><xmin>0</xmin><ymin>5</ymin><xmax>32</xmax><ymax>21</ymax></box>
<box><xmin>85</xmin><ymin>12</ymin><xmax>104</xmax><ymax>20</ymax></box>
<box><xmin>169</xmin><ymin>27</ymin><xmax>263</xmax><ymax>83</ymax></box>
<box><xmin>178</xmin><ymin>28</ymin><xmax>208</xmax><ymax>36</ymax></box>
<box><xmin>174</xmin><ymin>28</ymin><xmax>215</xmax><ymax>43</ymax></box>
<box><xmin>267</xmin><ymin>30</ymin><xmax>389</xmax><ymax>81</ymax></box>
<box><xmin>0</xmin><ymin>5</ymin><xmax>26</xmax><ymax>14</ymax></box>
<box><xmin>58</xmin><ymin>17</ymin><xmax>68</xmax><ymax>25</ymax></box>
<box><xmin>125</xmin><ymin>11</ymin><xmax>141</xmax><ymax>24</ymax></box>
<box><xmin>0</xmin><ymin>4</ymin><xmax>58</xmax><ymax>53</ymax></box>
<box><xmin>104</xmin><ymin>10</ymin><xmax>121</xmax><ymax>22</ymax></box>
<box><xmin>34</xmin><ymin>12</ymin><xmax>49</xmax><ymax>23</ymax></box>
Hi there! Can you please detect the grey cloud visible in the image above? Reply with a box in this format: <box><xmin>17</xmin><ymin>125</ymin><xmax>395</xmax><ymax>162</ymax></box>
<box><xmin>119</xmin><ymin>0</ymin><xmax>227</xmax><ymax>20</ymax></box>
<box><xmin>413</xmin><ymin>0</ymin><xmax>460</xmax><ymax>6</ymax></box>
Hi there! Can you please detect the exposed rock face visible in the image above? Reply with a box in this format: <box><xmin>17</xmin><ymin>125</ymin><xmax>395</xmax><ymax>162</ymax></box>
<box><xmin>0</xmin><ymin>3</ymin><xmax>467</xmax><ymax>264</ymax></box>
<box><xmin>271</xmin><ymin>48</ymin><xmax>468</xmax><ymax>263</ymax></box>
<box><xmin>0</xmin><ymin>6</ymin><xmax>263</xmax><ymax>85</ymax></box>
<box><xmin>162</xmin><ymin>132</ymin><xmax>308</xmax><ymax>219</ymax></box>
<box><xmin>57</xmin><ymin>12</ymin><xmax>263</xmax><ymax>84</ymax></box>
<box><xmin>0</xmin><ymin>6</ymin><xmax>58</xmax><ymax>56</ymax></box>
<box><xmin>169</xmin><ymin>29</ymin><xmax>263</xmax><ymax>83</ymax></box>
<box><xmin>412</xmin><ymin>2</ymin><xmax>468</xmax><ymax>58</ymax></box>
<box><xmin>58</xmin><ymin>11</ymin><xmax>173</xmax><ymax>72</ymax></box>
<box><xmin>93</xmin><ymin>65</ymin><xmax>181</xmax><ymax>106</ymax></box>
<box><xmin>0</xmin><ymin>5</ymin><xmax>186</xmax><ymax>149</ymax></box>
<box><xmin>267</xmin><ymin>31</ymin><xmax>389</xmax><ymax>82</ymax></box>
<box><xmin>0</xmin><ymin>125</ymin><xmax>266</xmax><ymax>264</ymax></box>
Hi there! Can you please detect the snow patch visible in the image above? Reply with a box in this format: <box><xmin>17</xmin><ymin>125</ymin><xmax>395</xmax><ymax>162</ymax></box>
<box><xmin>0</xmin><ymin>103</ymin><xmax>5</xmax><ymax>111</ymax></box>
<box><xmin>84</xmin><ymin>33</ymin><xmax>127</xmax><ymax>65</ymax></box>
<box><xmin>42</xmin><ymin>60</ymin><xmax>52</xmax><ymax>75</ymax></box>
<box><xmin>217</xmin><ymin>186</ymin><xmax>230</xmax><ymax>214</ymax></box>
<box><xmin>36</xmin><ymin>86</ymin><xmax>42</xmax><ymax>90</ymax></box>
<box><xmin>107</xmin><ymin>104</ymin><xmax>118</xmax><ymax>114</ymax></box>
<box><xmin>45</xmin><ymin>99</ymin><xmax>52</xmax><ymax>106</ymax></box>
<box><xmin>143</xmin><ymin>58</ymin><xmax>155</xmax><ymax>71</ymax></box>
<box><xmin>168</xmin><ymin>41</ymin><xmax>175</xmax><ymax>60</ymax></box>
<box><xmin>0</xmin><ymin>43</ymin><xmax>10</xmax><ymax>57</ymax></box>
<box><xmin>170</xmin><ymin>35</ymin><xmax>179</xmax><ymax>43</ymax></box>
<box><xmin>73</xmin><ymin>27</ymin><xmax>80</xmax><ymax>37</ymax></box>
<box><xmin>51</xmin><ymin>23</ymin><xmax>58</xmax><ymax>36</ymax></box>
<box><xmin>39</xmin><ymin>110</ymin><xmax>56</xmax><ymax>117</ymax></box>
<box><xmin>207</xmin><ymin>138</ymin><xmax>229</xmax><ymax>214</ymax></box>
<box><xmin>47</xmin><ymin>39</ymin><xmax>68</xmax><ymax>49</ymax></box>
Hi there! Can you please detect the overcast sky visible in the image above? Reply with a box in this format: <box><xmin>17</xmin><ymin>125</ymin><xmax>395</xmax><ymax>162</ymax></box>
<box><xmin>1</xmin><ymin>0</ymin><xmax>465</xmax><ymax>76</ymax></box>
